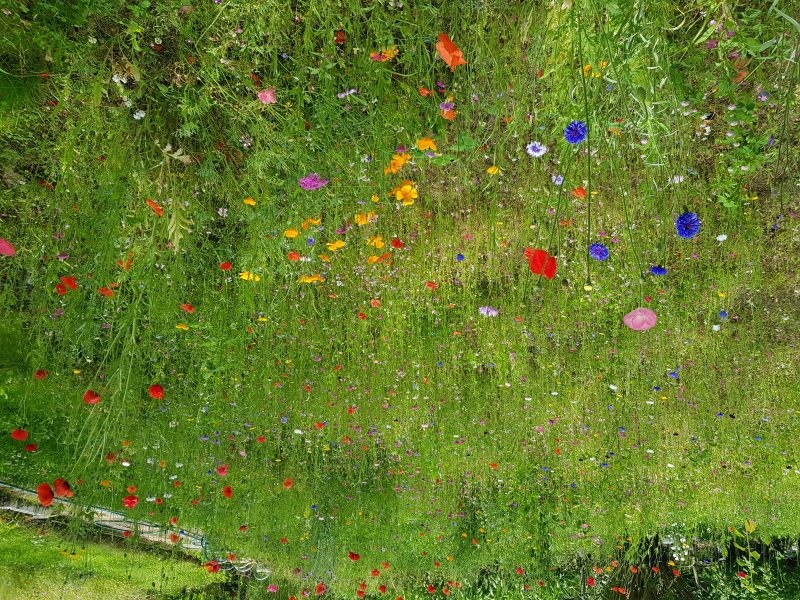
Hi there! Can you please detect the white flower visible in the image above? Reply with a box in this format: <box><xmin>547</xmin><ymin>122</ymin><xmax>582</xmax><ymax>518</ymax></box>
<box><xmin>716</xmin><ymin>234</ymin><xmax>728</xmax><ymax>242</ymax></box>
<box><xmin>526</xmin><ymin>141</ymin><xmax>547</xmax><ymax>158</ymax></box>
<box><xmin>133</xmin><ymin>109</ymin><xmax>146</xmax><ymax>120</ymax></box>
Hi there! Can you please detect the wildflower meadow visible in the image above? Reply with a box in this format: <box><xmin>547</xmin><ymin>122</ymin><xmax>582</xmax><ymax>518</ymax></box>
<box><xmin>1</xmin><ymin>0</ymin><xmax>799</xmax><ymax>598</ymax></box>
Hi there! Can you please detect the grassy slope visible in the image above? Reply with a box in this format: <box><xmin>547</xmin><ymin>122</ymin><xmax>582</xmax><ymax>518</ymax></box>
<box><xmin>0</xmin><ymin>0</ymin><xmax>799</xmax><ymax>597</ymax></box>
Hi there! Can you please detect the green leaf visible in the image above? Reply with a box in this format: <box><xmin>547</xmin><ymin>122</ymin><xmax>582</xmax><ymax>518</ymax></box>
<box><xmin>749</xmin><ymin>550</ymin><xmax>761</xmax><ymax>560</ymax></box>
<box><xmin>451</xmin><ymin>133</ymin><xmax>478</xmax><ymax>152</ymax></box>
<box><xmin>430</xmin><ymin>154</ymin><xmax>457</xmax><ymax>166</ymax></box>
<box><xmin>744</xmin><ymin>519</ymin><xmax>756</xmax><ymax>534</ymax></box>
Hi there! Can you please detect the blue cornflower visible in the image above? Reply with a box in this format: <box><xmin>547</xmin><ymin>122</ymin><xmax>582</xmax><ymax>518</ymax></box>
<box><xmin>456</xmin><ymin>253</ymin><xmax>464</xmax><ymax>261</ymax></box>
<box><xmin>675</xmin><ymin>212</ymin><xmax>701</xmax><ymax>238</ymax></box>
<box><xmin>719</xmin><ymin>310</ymin><xmax>728</xmax><ymax>318</ymax></box>
<box><xmin>589</xmin><ymin>243</ymin><xmax>609</xmax><ymax>261</ymax></box>
<box><xmin>564</xmin><ymin>121</ymin><xmax>588</xmax><ymax>144</ymax></box>
<box><xmin>650</xmin><ymin>266</ymin><xmax>668</xmax><ymax>276</ymax></box>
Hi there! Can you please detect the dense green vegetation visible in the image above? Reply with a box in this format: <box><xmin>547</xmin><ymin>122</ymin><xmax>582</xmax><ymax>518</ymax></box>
<box><xmin>1</xmin><ymin>0</ymin><xmax>798</xmax><ymax>597</ymax></box>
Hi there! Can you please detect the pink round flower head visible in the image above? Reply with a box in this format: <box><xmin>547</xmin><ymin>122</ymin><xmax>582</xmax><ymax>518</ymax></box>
<box><xmin>623</xmin><ymin>307</ymin><xmax>657</xmax><ymax>331</ymax></box>
<box><xmin>258</xmin><ymin>87</ymin><xmax>277</xmax><ymax>105</ymax></box>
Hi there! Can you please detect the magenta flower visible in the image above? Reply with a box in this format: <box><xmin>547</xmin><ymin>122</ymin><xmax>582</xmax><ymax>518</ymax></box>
<box><xmin>298</xmin><ymin>173</ymin><xmax>329</xmax><ymax>191</ymax></box>
<box><xmin>0</xmin><ymin>238</ymin><xmax>15</xmax><ymax>256</ymax></box>
<box><xmin>623</xmin><ymin>307</ymin><xmax>657</xmax><ymax>331</ymax></box>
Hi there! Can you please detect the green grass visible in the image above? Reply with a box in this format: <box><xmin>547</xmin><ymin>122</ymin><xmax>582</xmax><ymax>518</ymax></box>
<box><xmin>0</xmin><ymin>517</ymin><xmax>222</xmax><ymax>599</ymax></box>
<box><xmin>1</xmin><ymin>0</ymin><xmax>799</xmax><ymax>597</ymax></box>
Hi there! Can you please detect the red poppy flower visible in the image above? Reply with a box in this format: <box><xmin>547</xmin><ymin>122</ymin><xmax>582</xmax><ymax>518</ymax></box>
<box><xmin>60</xmin><ymin>276</ymin><xmax>78</xmax><ymax>291</ymax></box>
<box><xmin>169</xmin><ymin>533</ymin><xmax>180</xmax><ymax>544</ymax></box>
<box><xmin>283</xmin><ymin>478</ymin><xmax>293</xmax><ymax>489</ymax></box>
<box><xmin>587</xmin><ymin>577</ymin><xmax>595</xmax><ymax>587</ymax></box>
<box><xmin>672</xmin><ymin>569</ymin><xmax>680</xmax><ymax>577</ymax></box>
<box><xmin>357</xmin><ymin>312</ymin><xmax>366</xmax><ymax>320</ymax></box>
<box><xmin>54</xmin><ymin>478</ymin><xmax>73</xmax><ymax>497</ymax></box>
<box><xmin>572</xmin><ymin>187</ymin><xmax>587</xmax><ymax>199</ymax></box>
<box><xmin>379</xmin><ymin>585</ymin><xmax>387</xmax><ymax>594</ymax></box>
<box><xmin>122</xmin><ymin>495</ymin><xmax>139</xmax><ymax>509</ymax></box>
<box><xmin>127</xmin><ymin>485</ymin><xmax>137</xmax><ymax>493</ymax></box>
<box><xmin>425</xmin><ymin>281</ymin><xmax>439</xmax><ymax>290</ymax></box>
<box><xmin>123</xmin><ymin>530</ymin><xmax>132</xmax><ymax>538</ymax></box>
<box><xmin>737</xmin><ymin>572</ymin><xmax>747</xmax><ymax>578</ymax></box>
<box><xmin>25</xmin><ymin>443</ymin><xmax>37</xmax><ymax>452</ymax></box>
<box><xmin>223</xmin><ymin>486</ymin><xmax>233</xmax><ymax>498</ymax></box>
<box><xmin>390</xmin><ymin>238</ymin><xmax>404</xmax><ymax>249</ymax></box>
<box><xmin>356</xmin><ymin>592</ymin><xmax>365</xmax><ymax>599</ymax></box>
<box><xmin>348</xmin><ymin>551</ymin><xmax>360</xmax><ymax>561</ymax></box>
<box><xmin>334</xmin><ymin>30</ymin><xmax>346</xmax><ymax>44</ymax></box>
<box><xmin>381</xmin><ymin>562</ymin><xmax>389</xmax><ymax>570</ymax></box>
<box><xmin>34</xmin><ymin>370</ymin><xmax>48</xmax><ymax>380</ymax></box>
<box><xmin>11</xmin><ymin>429</ymin><xmax>28</xmax><ymax>441</ymax></box>
<box><xmin>37</xmin><ymin>483</ymin><xmax>54</xmax><ymax>507</ymax></box>
<box><xmin>217</xmin><ymin>464</ymin><xmax>229</xmax><ymax>476</ymax></box>
<box><xmin>55</xmin><ymin>282</ymin><xmax>67</xmax><ymax>295</ymax></box>
<box><xmin>442</xmin><ymin>589</ymin><xmax>449</xmax><ymax>596</ymax></box>
<box><xmin>287</xmin><ymin>251</ymin><xmax>301</xmax><ymax>261</ymax></box>
<box><xmin>371</xmin><ymin>569</ymin><xmax>380</xmax><ymax>577</ymax></box>
<box><xmin>427</xmin><ymin>585</ymin><xmax>436</xmax><ymax>593</ymax></box>
<box><xmin>419</xmin><ymin>88</ymin><xmax>433</xmax><ymax>96</ymax></box>
<box><xmin>651</xmin><ymin>566</ymin><xmax>659</xmax><ymax>573</ymax></box>
<box><xmin>97</xmin><ymin>287</ymin><xmax>113</xmax><ymax>297</ymax></box>
<box><xmin>219</xmin><ymin>261</ymin><xmax>232</xmax><ymax>271</ymax></box>
<box><xmin>148</xmin><ymin>384</ymin><xmax>164</xmax><ymax>399</ymax></box>
<box><xmin>524</xmin><ymin>248</ymin><xmax>557</xmax><ymax>280</ymax></box>
<box><xmin>315</xmin><ymin>582</ymin><xmax>327</xmax><ymax>595</ymax></box>
<box><xmin>516</xmin><ymin>567</ymin><xmax>524</xmax><ymax>575</ymax></box>
<box><xmin>179</xmin><ymin>303</ymin><xmax>195</xmax><ymax>314</ymax></box>
<box><xmin>83</xmin><ymin>390</ymin><xmax>101</xmax><ymax>405</ymax></box>
<box><xmin>257</xmin><ymin>436</ymin><xmax>265</xmax><ymax>443</ymax></box>
<box><xmin>206</xmin><ymin>560</ymin><xmax>221</xmax><ymax>573</ymax></box>
<box><xmin>359</xmin><ymin>582</ymin><xmax>367</xmax><ymax>591</ymax></box>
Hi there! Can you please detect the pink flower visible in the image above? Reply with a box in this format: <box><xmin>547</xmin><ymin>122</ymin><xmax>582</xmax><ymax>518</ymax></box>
<box><xmin>623</xmin><ymin>307</ymin><xmax>658</xmax><ymax>331</ymax></box>
<box><xmin>217</xmin><ymin>464</ymin><xmax>228</xmax><ymax>476</ymax></box>
<box><xmin>0</xmin><ymin>238</ymin><xmax>15</xmax><ymax>257</ymax></box>
<box><xmin>258</xmin><ymin>88</ymin><xmax>277</xmax><ymax>105</ymax></box>
<box><xmin>267</xmin><ymin>584</ymin><xmax>278</xmax><ymax>592</ymax></box>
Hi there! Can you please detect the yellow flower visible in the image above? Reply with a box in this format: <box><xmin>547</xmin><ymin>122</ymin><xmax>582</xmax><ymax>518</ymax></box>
<box><xmin>383</xmin><ymin>153</ymin><xmax>411</xmax><ymax>175</ymax></box>
<box><xmin>239</xmin><ymin>272</ymin><xmax>261</xmax><ymax>281</ymax></box>
<box><xmin>284</xmin><ymin>228</ymin><xmax>299</xmax><ymax>238</ymax></box>
<box><xmin>396</xmin><ymin>183</ymin><xmax>418</xmax><ymax>206</ymax></box>
<box><xmin>355</xmin><ymin>211</ymin><xmax>376</xmax><ymax>226</ymax></box>
<box><xmin>367</xmin><ymin>235</ymin><xmax>384</xmax><ymax>249</ymax></box>
<box><xmin>298</xmin><ymin>274</ymin><xmax>325</xmax><ymax>283</ymax></box>
<box><xmin>486</xmin><ymin>166</ymin><xmax>500</xmax><ymax>176</ymax></box>
<box><xmin>367</xmin><ymin>255</ymin><xmax>380</xmax><ymax>264</ymax></box>
<box><xmin>319</xmin><ymin>254</ymin><xmax>330</xmax><ymax>262</ymax></box>
<box><xmin>175</xmin><ymin>323</ymin><xmax>190</xmax><ymax>330</ymax></box>
<box><xmin>326</xmin><ymin>240</ymin><xmax>346</xmax><ymax>251</ymax></box>
<box><xmin>301</xmin><ymin>217</ymin><xmax>321</xmax><ymax>230</ymax></box>
<box><xmin>371</xmin><ymin>194</ymin><xmax>380</xmax><ymax>203</ymax></box>
<box><xmin>416</xmin><ymin>138</ymin><xmax>437</xmax><ymax>152</ymax></box>
<box><xmin>243</xmin><ymin>197</ymin><xmax>256</xmax><ymax>206</ymax></box>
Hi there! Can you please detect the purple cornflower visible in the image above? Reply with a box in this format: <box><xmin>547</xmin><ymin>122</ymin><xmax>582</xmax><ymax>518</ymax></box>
<box><xmin>298</xmin><ymin>173</ymin><xmax>329</xmax><ymax>191</ymax></box>
<box><xmin>479</xmin><ymin>306</ymin><xmax>498</xmax><ymax>317</ymax></box>
<box><xmin>439</xmin><ymin>100</ymin><xmax>454</xmax><ymax>111</ymax></box>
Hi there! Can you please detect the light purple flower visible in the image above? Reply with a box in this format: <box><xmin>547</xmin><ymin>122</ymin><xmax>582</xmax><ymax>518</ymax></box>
<box><xmin>479</xmin><ymin>306</ymin><xmax>498</xmax><ymax>317</ymax></box>
<box><xmin>298</xmin><ymin>173</ymin><xmax>329</xmax><ymax>191</ymax></box>
<box><xmin>337</xmin><ymin>88</ymin><xmax>357</xmax><ymax>99</ymax></box>
<box><xmin>526</xmin><ymin>141</ymin><xmax>547</xmax><ymax>158</ymax></box>
<box><xmin>439</xmin><ymin>101</ymin><xmax>454</xmax><ymax>111</ymax></box>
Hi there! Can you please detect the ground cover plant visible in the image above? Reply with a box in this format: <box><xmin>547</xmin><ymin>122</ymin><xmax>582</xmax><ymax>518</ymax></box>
<box><xmin>1</xmin><ymin>0</ymin><xmax>799</xmax><ymax>597</ymax></box>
